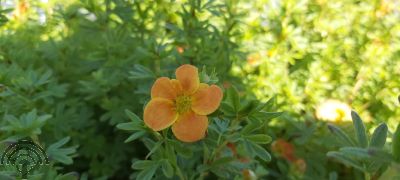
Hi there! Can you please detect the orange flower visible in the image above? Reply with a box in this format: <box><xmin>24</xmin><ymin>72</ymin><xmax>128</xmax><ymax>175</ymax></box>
<box><xmin>242</xmin><ymin>169</ymin><xmax>257</xmax><ymax>180</ymax></box>
<box><xmin>272</xmin><ymin>139</ymin><xmax>307</xmax><ymax>174</ymax></box>
<box><xmin>144</xmin><ymin>64</ymin><xmax>223</xmax><ymax>142</ymax></box>
<box><xmin>294</xmin><ymin>158</ymin><xmax>307</xmax><ymax>173</ymax></box>
<box><xmin>271</xmin><ymin>139</ymin><xmax>296</xmax><ymax>162</ymax></box>
<box><xmin>176</xmin><ymin>46</ymin><xmax>185</xmax><ymax>54</ymax></box>
<box><xmin>227</xmin><ymin>143</ymin><xmax>237</xmax><ymax>156</ymax></box>
<box><xmin>222</xmin><ymin>81</ymin><xmax>232</xmax><ymax>89</ymax></box>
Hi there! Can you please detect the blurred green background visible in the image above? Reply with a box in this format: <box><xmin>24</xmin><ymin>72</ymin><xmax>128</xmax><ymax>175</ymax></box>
<box><xmin>0</xmin><ymin>0</ymin><xmax>399</xmax><ymax>179</ymax></box>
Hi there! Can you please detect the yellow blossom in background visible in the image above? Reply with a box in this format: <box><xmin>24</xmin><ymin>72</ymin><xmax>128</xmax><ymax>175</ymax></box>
<box><xmin>13</xmin><ymin>0</ymin><xmax>29</xmax><ymax>20</ymax></box>
<box><xmin>315</xmin><ymin>99</ymin><xmax>352</xmax><ymax>122</ymax></box>
<box><xmin>246</xmin><ymin>52</ymin><xmax>262</xmax><ymax>67</ymax></box>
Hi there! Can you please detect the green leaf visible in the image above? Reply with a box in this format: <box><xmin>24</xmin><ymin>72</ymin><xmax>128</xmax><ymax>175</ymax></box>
<box><xmin>225</xmin><ymin>87</ymin><xmax>240</xmax><ymax>112</ymax></box>
<box><xmin>55</xmin><ymin>172</ymin><xmax>79</xmax><ymax>180</ymax></box>
<box><xmin>379</xmin><ymin>163</ymin><xmax>400</xmax><ymax>180</ymax></box>
<box><xmin>37</xmin><ymin>70</ymin><xmax>52</xmax><ymax>86</ymax></box>
<box><xmin>367</xmin><ymin>148</ymin><xmax>394</xmax><ymax>163</ymax></box>
<box><xmin>393</xmin><ymin>124</ymin><xmax>400</xmax><ymax>162</ymax></box>
<box><xmin>329</xmin><ymin>172</ymin><xmax>338</xmax><ymax>180</ymax></box>
<box><xmin>142</xmin><ymin>138</ymin><xmax>157</xmax><ymax>150</ymax></box>
<box><xmin>366</xmin><ymin>161</ymin><xmax>383</xmax><ymax>173</ymax></box>
<box><xmin>174</xmin><ymin>141</ymin><xmax>193</xmax><ymax>158</ymax></box>
<box><xmin>241</xmin><ymin>122</ymin><xmax>262</xmax><ymax>135</ymax></box>
<box><xmin>161</xmin><ymin>159</ymin><xmax>174</xmax><ymax>178</ymax></box>
<box><xmin>48</xmin><ymin>137</ymin><xmax>70</xmax><ymax>149</ymax></box>
<box><xmin>227</xmin><ymin>133</ymin><xmax>242</xmax><ymax>142</ymax></box>
<box><xmin>199</xmin><ymin>66</ymin><xmax>219</xmax><ymax>84</ymax></box>
<box><xmin>351</xmin><ymin>111</ymin><xmax>368</xmax><ymax>148</ymax></box>
<box><xmin>2</xmin><ymin>109</ymin><xmax>52</xmax><ymax>136</ymax></box>
<box><xmin>136</xmin><ymin>162</ymin><xmax>159</xmax><ymax>180</ymax></box>
<box><xmin>145</xmin><ymin>140</ymin><xmax>163</xmax><ymax>159</ymax></box>
<box><xmin>248</xmin><ymin>111</ymin><xmax>283</xmax><ymax>122</ymax></box>
<box><xmin>339</xmin><ymin>147</ymin><xmax>370</xmax><ymax>160</ymax></box>
<box><xmin>210</xmin><ymin>157</ymin><xmax>235</xmax><ymax>168</ymax></box>
<box><xmin>328</xmin><ymin>124</ymin><xmax>356</xmax><ymax>146</ymax></box>
<box><xmin>116</xmin><ymin>122</ymin><xmax>143</xmax><ymax>131</ymax></box>
<box><xmin>124</xmin><ymin>131</ymin><xmax>146</xmax><ymax>143</ymax></box>
<box><xmin>117</xmin><ymin>110</ymin><xmax>144</xmax><ymax>132</ymax></box>
<box><xmin>132</xmin><ymin>160</ymin><xmax>154</xmax><ymax>170</ymax></box>
<box><xmin>327</xmin><ymin>151</ymin><xmax>366</xmax><ymax>172</ymax></box>
<box><xmin>164</xmin><ymin>142</ymin><xmax>177</xmax><ymax>166</ymax></box>
<box><xmin>129</xmin><ymin>64</ymin><xmax>155</xmax><ymax>80</ymax></box>
<box><xmin>251</xmin><ymin>142</ymin><xmax>271</xmax><ymax>162</ymax></box>
<box><xmin>46</xmin><ymin>137</ymin><xmax>78</xmax><ymax>165</ymax></box>
<box><xmin>370</xmin><ymin>123</ymin><xmax>388</xmax><ymax>148</ymax></box>
<box><xmin>219</xmin><ymin>102</ymin><xmax>236</xmax><ymax>117</ymax></box>
<box><xmin>254</xmin><ymin>96</ymin><xmax>277</xmax><ymax>112</ymax></box>
<box><xmin>244</xmin><ymin>134</ymin><xmax>272</xmax><ymax>144</ymax></box>
<box><xmin>239</xmin><ymin>100</ymin><xmax>259</xmax><ymax>116</ymax></box>
<box><xmin>0</xmin><ymin>173</ymin><xmax>13</xmax><ymax>180</ymax></box>
<box><xmin>125</xmin><ymin>109</ymin><xmax>142</xmax><ymax>122</ymax></box>
<box><xmin>0</xmin><ymin>84</ymin><xmax>5</xmax><ymax>92</ymax></box>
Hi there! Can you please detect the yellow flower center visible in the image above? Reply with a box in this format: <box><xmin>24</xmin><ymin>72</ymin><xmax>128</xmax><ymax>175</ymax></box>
<box><xmin>175</xmin><ymin>95</ymin><xmax>192</xmax><ymax>114</ymax></box>
<box><xmin>335</xmin><ymin>108</ymin><xmax>345</xmax><ymax>121</ymax></box>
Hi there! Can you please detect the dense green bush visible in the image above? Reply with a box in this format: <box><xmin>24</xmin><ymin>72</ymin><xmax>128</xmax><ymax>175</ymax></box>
<box><xmin>0</xmin><ymin>0</ymin><xmax>399</xmax><ymax>179</ymax></box>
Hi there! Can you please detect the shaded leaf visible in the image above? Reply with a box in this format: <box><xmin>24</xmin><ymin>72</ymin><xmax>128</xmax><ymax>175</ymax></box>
<box><xmin>132</xmin><ymin>160</ymin><xmax>154</xmax><ymax>170</ymax></box>
<box><xmin>245</xmin><ymin>134</ymin><xmax>272</xmax><ymax>144</ymax></box>
<box><xmin>46</xmin><ymin>137</ymin><xmax>78</xmax><ymax>165</ymax></box>
<box><xmin>124</xmin><ymin>131</ymin><xmax>146</xmax><ymax>143</ymax></box>
<box><xmin>125</xmin><ymin>109</ymin><xmax>142</xmax><ymax>122</ymax></box>
<box><xmin>225</xmin><ymin>87</ymin><xmax>240</xmax><ymax>112</ymax></box>
<box><xmin>327</xmin><ymin>151</ymin><xmax>365</xmax><ymax>172</ymax></box>
<box><xmin>116</xmin><ymin>122</ymin><xmax>143</xmax><ymax>131</ymax></box>
<box><xmin>351</xmin><ymin>111</ymin><xmax>368</xmax><ymax>148</ymax></box>
<box><xmin>161</xmin><ymin>159</ymin><xmax>174</xmax><ymax>178</ymax></box>
<box><xmin>145</xmin><ymin>140</ymin><xmax>163</xmax><ymax>159</ymax></box>
<box><xmin>370</xmin><ymin>123</ymin><xmax>387</xmax><ymax>148</ymax></box>
<box><xmin>129</xmin><ymin>64</ymin><xmax>155</xmax><ymax>80</ymax></box>
<box><xmin>393</xmin><ymin>124</ymin><xmax>400</xmax><ymax>162</ymax></box>
<box><xmin>339</xmin><ymin>147</ymin><xmax>370</xmax><ymax>160</ymax></box>
<box><xmin>328</xmin><ymin>124</ymin><xmax>356</xmax><ymax>146</ymax></box>
<box><xmin>136</xmin><ymin>162</ymin><xmax>159</xmax><ymax>180</ymax></box>
<box><xmin>367</xmin><ymin>148</ymin><xmax>394</xmax><ymax>163</ymax></box>
<box><xmin>251</xmin><ymin>142</ymin><xmax>271</xmax><ymax>162</ymax></box>
<box><xmin>249</xmin><ymin>111</ymin><xmax>283</xmax><ymax>122</ymax></box>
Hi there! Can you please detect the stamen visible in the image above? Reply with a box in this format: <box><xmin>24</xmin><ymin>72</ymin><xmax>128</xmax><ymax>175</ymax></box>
<box><xmin>175</xmin><ymin>95</ymin><xmax>192</xmax><ymax>114</ymax></box>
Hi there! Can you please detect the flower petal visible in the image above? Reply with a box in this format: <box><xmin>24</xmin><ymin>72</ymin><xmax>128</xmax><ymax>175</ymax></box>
<box><xmin>172</xmin><ymin>111</ymin><xmax>208</xmax><ymax>142</ymax></box>
<box><xmin>144</xmin><ymin>98</ymin><xmax>178</xmax><ymax>131</ymax></box>
<box><xmin>175</xmin><ymin>64</ymin><xmax>199</xmax><ymax>94</ymax></box>
<box><xmin>151</xmin><ymin>77</ymin><xmax>178</xmax><ymax>100</ymax></box>
<box><xmin>170</xmin><ymin>79</ymin><xmax>183</xmax><ymax>96</ymax></box>
<box><xmin>191</xmin><ymin>84</ymin><xmax>223</xmax><ymax>115</ymax></box>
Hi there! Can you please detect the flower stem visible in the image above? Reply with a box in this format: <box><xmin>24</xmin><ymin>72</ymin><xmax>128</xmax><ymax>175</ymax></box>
<box><xmin>176</xmin><ymin>166</ymin><xmax>185</xmax><ymax>180</ymax></box>
<box><xmin>210</xmin><ymin>114</ymin><xmax>240</xmax><ymax>161</ymax></box>
<box><xmin>364</xmin><ymin>172</ymin><xmax>370</xmax><ymax>180</ymax></box>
